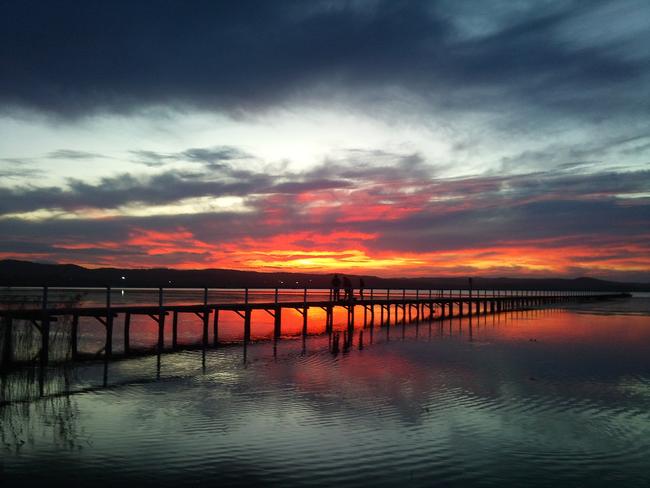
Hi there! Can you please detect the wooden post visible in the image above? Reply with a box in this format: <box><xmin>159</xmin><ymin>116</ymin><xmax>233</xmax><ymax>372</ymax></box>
<box><xmin>332</xmin><ymin>332</ymin><xmax>340</xmax><ymax>354</ymax></box>
<box><xmin>40</xmin><ymin>286</ymin><xmax>49</xmax><ymax>366</ymax></box>
<box><xmin>325</xmin><ymin>306</ymin><xmax>332</xmax><ymax>333</ymax></box>
<box><xmin>71</xmin><ymin>313</ymin><xmax>79</xmax><ymax>358</ymax></box>
<box><xmin>124</xmin><ymin>312</ymin><xmax>131</xmax><ymax>355</ymax></box>
<box><xmin>344</xmin><ymin>306</ymin><xmax>354</xmax><ymax>342</ymax></box>
<box><xmin>302</xmin><ymin>289</ymin><xmax>308</xmax><ymax>335</ymax></box>
<box><xmin>244</xmin><ymin>309</ymin><xmax>251</xmax><ymax>344</ymax></box>
<box><xmin>274</xmin><ymin>307</ymin><xmax>282</xmax><ymax>339</ymax></box>
<box><xmin>105</xmin><ymin>314</ymin><xmax>113</xmax><ymax>358</ymax></box>
<box><xmin>172</xmin><ymin>311</ymin><xmax>178</xmax><ymax>349</ymax></box>
<box><xmin>213</xmin><ymin>309</ymin><xmax>220</xmax><ymax>346</ymax></box>
<box><xmin>105</xmin><ymin>286</ymin><xmax>113</xmax><ymax>358</ymax></box>
<box><xmin>202</xmin><ymin>309</ymin><xmax>209</xmax><ymax>351</ymax></box>
<box><xmin>157</xmin><ymin>312</ymin><xmax>165</xmax><ymax>353</ymax></box>
<box><xmin>157</xmin><ymin>288</ymin><xmax>164</xmax><ymax>353</ymax></box>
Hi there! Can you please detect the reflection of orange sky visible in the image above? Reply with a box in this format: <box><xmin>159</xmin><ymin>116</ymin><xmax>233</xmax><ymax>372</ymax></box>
<box><xmin>487</xmin><ymin>311</ymin><xmax>650</xmax><ymax>345</ymax></box>
<box><xmin>47</xmin><ymin>227</ymin><xmax>650</xmax><ymax>278</ymax></box>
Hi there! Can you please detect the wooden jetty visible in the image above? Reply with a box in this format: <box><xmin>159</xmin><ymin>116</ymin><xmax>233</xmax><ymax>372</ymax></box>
<box><xmin>0</xmin><ymin>287</ymin><xmax>630</xmax><ymax>367</ymax></box>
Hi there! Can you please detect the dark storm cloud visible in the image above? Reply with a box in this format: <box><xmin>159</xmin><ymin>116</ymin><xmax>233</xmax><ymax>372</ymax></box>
<box><xmin>129</xmin><ymin>150</ymin><xmax>172</xmax><ymax>167</ymax></box>
<box><xmin>0</xmin><ymin>168</ymin><xmax>271</xmax><ymax>214</ymax></box>
<box><xmin>0</xmin><ymin>167</ymin><xmax>41</xmax><ymax>179</ymax></box>
<box><xmin>179</xmin><ymin>146</ymin><xmax>254</xmax><ymax>168</ymax></box>
<box><xmin>1</xmin><ymin>0</ymin><xmax>648</xmax><ymax>120</ymax></box>
<box><xmin>130</xmin><ymin>146</ymin><xmax>253</xmax><ymax>168</ymax></box>
<box><xmin>47</xmin><ymin>149</ymin><xmax>108</xmax><ymax>160</ymax></box>
<box><xmin>0</xmin><ymin>158</ymin><xmax>41</xmax><ymax>179</ymax></box>
<box><xmin>316</xmin><ymin>150</ymin><xmax>432</xmax><ymax>181</ymax></box>
<box><xmin>498</xmin><ymin>133</ymin><xmax>650</xmax><ymax>173</ymax></box>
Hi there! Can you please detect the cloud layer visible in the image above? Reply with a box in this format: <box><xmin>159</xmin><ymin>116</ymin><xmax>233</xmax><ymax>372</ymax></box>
<box><xmin>2</xmin><ymin>0</ymin><xmax>649</xmax><ymax>123</ymax></box>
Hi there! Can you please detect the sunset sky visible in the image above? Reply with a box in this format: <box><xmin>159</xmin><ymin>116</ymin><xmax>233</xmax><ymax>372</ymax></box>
<box><xmin>1</xmin><ymin>1</ymin><xmax>649</xmax><ymax>280</ymax></box>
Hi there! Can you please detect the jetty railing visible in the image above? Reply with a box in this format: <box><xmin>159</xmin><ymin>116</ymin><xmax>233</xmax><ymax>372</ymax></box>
<box><xmin>0</xmin><ymin>286</ymin><xmax>620</xmax><ymax>309</ymax></box>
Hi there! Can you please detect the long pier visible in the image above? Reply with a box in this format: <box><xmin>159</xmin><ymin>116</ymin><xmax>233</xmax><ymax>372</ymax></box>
<box><xmin>0</xmin><ymin>287</ymin><xmax>630</xmax><ymax>367</ymax></box>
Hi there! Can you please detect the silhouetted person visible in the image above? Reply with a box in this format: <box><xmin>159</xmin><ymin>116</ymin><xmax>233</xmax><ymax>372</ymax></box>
<box><xmin>343</xmin><ymin>276</ymin><xmax>353</xmax><ymax>301</ymax></box>
<box><xmin>331</xmin><ymin>274</ymin><xmax>341</xmax><ymax>301</ymax></box>
<box><xmin>359</xmin><ymin>278</ymin><xmax>365</xmax><ymax>299</ymax></box>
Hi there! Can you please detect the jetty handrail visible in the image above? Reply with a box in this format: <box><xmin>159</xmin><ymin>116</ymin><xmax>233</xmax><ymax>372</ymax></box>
<box><xmin>0</xmin><ymin>285</ymin><xmax>625</xmax><ymax>311</ymax></box>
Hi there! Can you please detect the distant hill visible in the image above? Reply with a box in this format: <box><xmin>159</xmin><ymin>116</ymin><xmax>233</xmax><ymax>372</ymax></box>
<box><xmin>1</xmin><ymin>260</ymin><xmax>648</xmax><ymax>291</ymax></box>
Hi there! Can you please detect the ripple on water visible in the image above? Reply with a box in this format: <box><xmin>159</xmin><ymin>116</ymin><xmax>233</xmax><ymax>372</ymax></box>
<box><xmin>2</xmin><ymin>308</ymin><xmax>650</xmax><ymax>487</ymax></box>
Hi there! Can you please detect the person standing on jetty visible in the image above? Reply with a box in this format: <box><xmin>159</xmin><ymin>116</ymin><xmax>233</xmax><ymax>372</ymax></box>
<box><xmin>331</xmin><ymin>274</ymin><xmax>341</xmax><ymax>301</ymax></box>
<box><xmin>343</xmin><ymin>276</ymin><xmax>353</xmax><ymax>301</ymax></box>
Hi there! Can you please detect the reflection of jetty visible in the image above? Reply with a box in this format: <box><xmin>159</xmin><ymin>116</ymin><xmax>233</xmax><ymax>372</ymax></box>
<box><xmin>0</xmin><ymin>287</ymin><xmax>630</xmax><ymax>367</ymax></box>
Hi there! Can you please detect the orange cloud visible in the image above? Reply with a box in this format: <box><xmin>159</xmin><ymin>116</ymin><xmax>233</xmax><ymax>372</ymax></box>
<box><xmin>41</xmin><ymin>225</ymin><xmax>650</xmax><ymax>279</ymax></box>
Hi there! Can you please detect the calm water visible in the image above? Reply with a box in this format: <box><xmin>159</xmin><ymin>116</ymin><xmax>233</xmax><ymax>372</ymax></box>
<box><xmin>1</xmin><ymin>296</ymin><xmax>649</xmax><ymax>487</ymax></box>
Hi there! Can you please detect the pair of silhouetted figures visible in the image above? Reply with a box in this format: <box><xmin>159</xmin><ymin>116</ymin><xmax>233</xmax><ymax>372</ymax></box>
<box><xmin>331</xmin><ymin>274</ymin><xmax>365</xmax><ymax>301</ymax></box>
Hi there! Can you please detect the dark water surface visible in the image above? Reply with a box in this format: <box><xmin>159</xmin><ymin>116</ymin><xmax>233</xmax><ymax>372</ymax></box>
<box><xmin>2</xmin><ymin>298</ymin><xmax>650</xmax><ymax>487</ymax></box>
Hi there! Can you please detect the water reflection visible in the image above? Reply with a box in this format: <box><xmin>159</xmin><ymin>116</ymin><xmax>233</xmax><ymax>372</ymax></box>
<box><xmin>2</xmin><ymin>304</ymin><xmax>650</xmax><ymax>487</ymax></box>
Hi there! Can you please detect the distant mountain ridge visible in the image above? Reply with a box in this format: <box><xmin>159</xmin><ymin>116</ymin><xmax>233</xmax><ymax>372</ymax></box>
<box><xmin>1</xmin><ymin>260</ymin><xmax>648</xmax><ymax>291</ymax></box>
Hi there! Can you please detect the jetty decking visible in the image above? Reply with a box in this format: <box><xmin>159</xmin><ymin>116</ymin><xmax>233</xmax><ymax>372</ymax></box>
<box><xmin>0</xmin><ymin>287</ymin><xmax>630</xmax><ymax>367</ymax></box>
